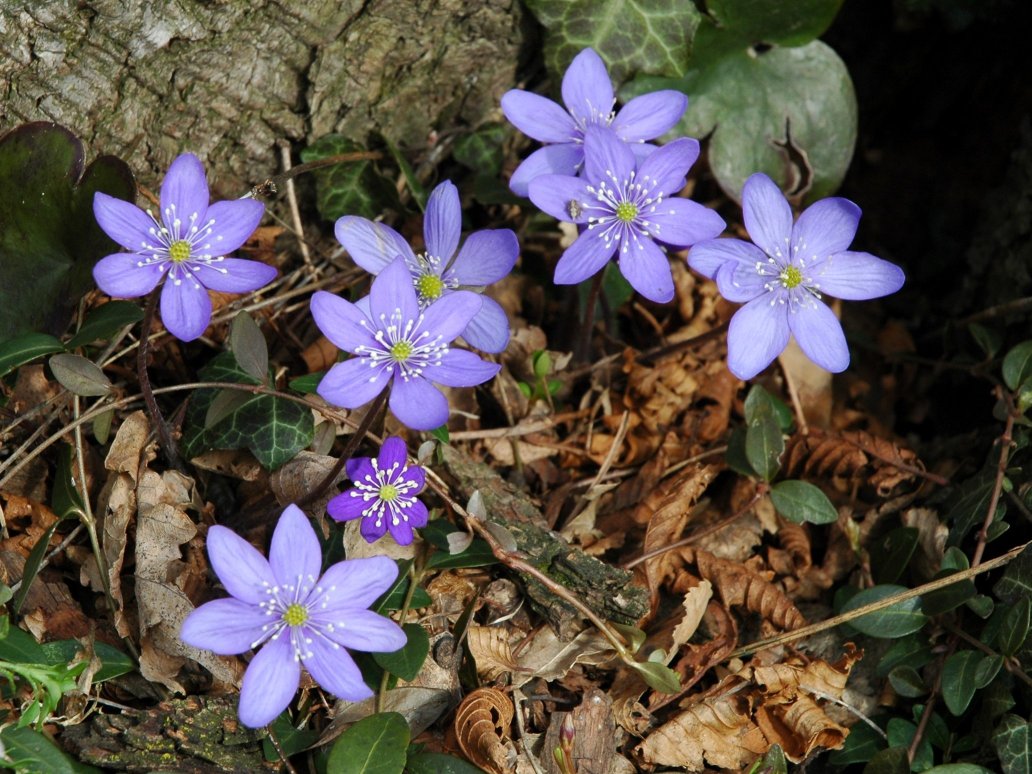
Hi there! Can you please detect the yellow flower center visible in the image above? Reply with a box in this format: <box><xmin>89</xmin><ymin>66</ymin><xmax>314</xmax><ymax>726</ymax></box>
<box><xmin>615</xmin><ymin>202</ymin><xmax>638</xmax><ymax>223</ymax></box>
<box><xmin>390</xmin><ymin>341</ymin><xmax>413</xmax><ymax>362</ymax></box>
<box><xmin>416</xmin><ymin>274</ymin><xmax>445</xmax><ymax>301</ymax></box>
<box><xmin>379</xmin><ymin>484</ymin><xmax>399</xmax><ymax>502</ymax></box>
<box><xmin>282</xmin><ymin>603</ymin><xmax>308</xmax><ymax>627</ymax></box>
<box><xmin>781</xmin><ymin>265</ymin><xmax>804</xmax><ymax>289</ymax></box>
<box><xmin>168</xmin><ymin>240</ymin><xmax>192</xmax><ymax>263</ymax></box>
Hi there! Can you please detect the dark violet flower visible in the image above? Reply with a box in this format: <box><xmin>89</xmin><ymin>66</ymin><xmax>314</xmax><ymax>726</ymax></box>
<box><xmin>92</xmin><ymin>153</ymin><xmax>276</xmax><ymax>341</ymax></box>
<box><xmin>501</xmin><ymin>47</ymin><xmax>688</xmax><ymax>196</ymax></box>
<box><xmin>335</xmin><ymin>180</ymin><xmax>518</xmax><ymax>353</ymax></box>
<box><xmin>688</xmin><ymin>173</ymin><xmax>905</xmax><ymax>380</ymax></box>
<box><xmin>179</xmin><ymin>504</ymin><xmax>405</xmax><ymax>728</ymax></box>
<box><xmin>310</xmin><ymin>257</ymin><xmax>500</xmax><ymax>431</ymax></box>
<box><xmin>528</xmin><ymin>127</ymin><xmax>725</xmax><ymax>303</ymax></box>
<box><xmin>328</xmin><ymin>436</ymin><xmax>428</xmax><ymax>546</ymax></box>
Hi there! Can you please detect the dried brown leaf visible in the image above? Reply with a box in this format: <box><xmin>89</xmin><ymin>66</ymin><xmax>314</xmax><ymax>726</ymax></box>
<box><xmin>670</xmin><ymin>580</ymin><xmax>713</xmax><ymax>651</ymax></box>
<box><xmin>785</xmin><ymin>429</ymin><xmax>923</xmax><ymax>496</ymax></box>
<box><xmin>755</xmin><ymin>692</ymin><xmax>848</xmax><ymax>762</ymax></box>
<box><xmin>467</xmin><ymin>625</ymin><xmax>519</xmax><ymax>683</ymax></box>
<box><xmin>454</xmin><ymin>687</ymin><xmax>516</xmax><ymax>774</ymax></box>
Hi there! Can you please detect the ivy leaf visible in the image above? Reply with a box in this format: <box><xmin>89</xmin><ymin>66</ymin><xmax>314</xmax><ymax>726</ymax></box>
<box><xmin>326</xmin><ymin>712</ymin><xmax>409</xmax><ymax>774</ymax></box>
<box><xmin>994</xmin><ymin>714</ymin><xmax>1032</xmax><ymax>774</ymax></box>
<box><xmin>301</xmin><ymin>134</ymin><xmax>399</xmax><ymax>222</ymax></box>
<box><xmin>453</xmin><ymin>124</ymin><xmax>510</xmax><ymax>177</ymax></box>
<box><xmin>0</xmin><ymin>122</ymin><xmax>134</xmax><ymax>342</ymax></box>
<box><xmin>997</xmin><ymin>596</ymin><xmax>1031</xmax><ymax>657</ymax></box>
<box><xmin>524</xmin><ymin>0</ymin><xmax>703</xmax><ymax>82</ymax></box>
<box><xmin>706</xmin><ymin>0</ymin><xmax>843</xmax><ymax>47</ymax></box>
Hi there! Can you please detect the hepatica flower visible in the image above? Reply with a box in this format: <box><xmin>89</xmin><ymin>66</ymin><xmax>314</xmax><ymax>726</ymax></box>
<box><xmin>529</xmin><ymin>127</ymin><xmax>725</xmax><ymax>302</ymax></box>
<box><xmin>335</xmin><ymin>180</ymin><xmax>518</xmax><ymax>353</ymax></box>
<box><xmin>179</xmin><ymin>504</ymin><xmax>406</xmax><ymax>728</ymax></box>
<box><xmin>688</xmin><ymin>173</ymin><xmax>905</xmax><ymax>380</ymax></box>
<box><xmin>92</xmin><ymin>153</ymin><xmax>276</xmax><ymax>341</ymax></box>
<box><xmin>311</xmin><ymin>257</ymin><xmax>500</xmax><ymax>431</ymax></box>
<box><xmin>502</xmin><ymin>47</ymin><xmax>688</xmax><ymax>196</ymax></box>
<box><xmin>328</xmin><ymin>436</ymin><xmax>428</xmax><ymax>546</ymax></box>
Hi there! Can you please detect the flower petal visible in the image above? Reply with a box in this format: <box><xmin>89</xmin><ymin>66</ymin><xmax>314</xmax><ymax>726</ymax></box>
<box><xmin>180</xmin><ymin>598</ymin><xmax>268</xmax><ymax>655</ymax></box>
<box><xmin>361</xmin><ymin>515</ymin><xmax>390</xmax><ymax>543</ymax></box>
<box><xmin>388</xmin><ymin>520</ymin><xmax>416</xmax><ymax>546</ymax></box>
<box><xmin>269</xmin><ymin>504</ymin><xmax>321</xmax><ymax>589</ymax></box>
<box><xmin>204</xmin><ymin>199</ymin><xmax>264</xmax><ymax>255</ymax></box>
<box><xmin>792</xmin><ymin>197</ymin><xmax>861</xmax><ymax>263</ymax></box>
<box><xmin>335</xmin><ymin>216</ymin><xmax>414</xmax><ymax>274</ymax></box>
<box><xmin>636</xmin><ymin>138</ymin><xmax>699</xmax><ymax>196</ymax></box>
<box><xmin>810</xmin><ymin>250</ymin><xmax>905</xmax><ymax>300</ymax></box>
<box><xmin>345</xmin><ymin>457</ymin><xmax>375</xmax><ymax>483</ymax></box>
<box><xmin>93</xmin><ymin>193</ymin><xmax>158</xmax><ymax>252</ymax></box>
<box><xmin>377</xmin><ymin>436</ymin><xmax>408</xmax><ymax>472</ymax></box>
<box><xmin>510</xmin><ymin>144</ymin><xmax>584</xmax><ymax>197</ymax></box>
<box><xmin>317</xmin><ymin>358</ymin><xmax>391</xmax><ymax>409</ymax></box>
<box><xmin>370</xmin><ymin>258</ymin><xmax>420</xmax><ymax>328</ymax></box>
<box><xmin>301</xmin><ymin>634</ymin><xmax>372</xmax><ymax>701</ymax></box>
<box><xmin>687</xmin><ymin>238</ymin><xmax>765</xmax><ymax>279</ymax></box>
<box><xmin>562</xmin><ymin>48</ymin><xmax>613</xmax><ymax>126</ymax></box>
<box><xmin>205</xmin><ymin>525</ymin><xmax>276</xmax><ymax>605</ymax></box>
<box><xmin>194</xmin><ymin>258</ymin><xmax>277</xmax><ymax>293</ymax></box>
<box><xmin>311</xmin><ymin>291</ymin><xmax>378</xmax><ymax>353</ymax></box>
<box><xmin>461</xmin><ymin>295</ymin><xmax>510</xmax><ymax>353</ymax></box>
<box><xmin>644</xmin><ymin>196</ymin><xmax>726</xmax><ymax>249</ymax></box>
<box><xmin>617</xmin><ymin>237</ymin><xmax>674</xmax><ymax>303</ymax></box>
<box><xmin>431</xmin><ymin>349</ymin><xmax>500</xmax><ymax>387</ymax></box>
<box><xmin>582</xmin><ymin>127</ymin><xmax>635</xmax><ymax>189</ymax></box>
<box><xmin>446</xmin><ymin>229</ymin><xmax>519</xmax><ymax>286</ymax></box>
<box><xmin>327</xmin><ymin>489</ymin><xmax>368</xmax><ymax>523</ymax></box>
<box><xmin>160</xmin><ymin>271</ymin><xmax>211</xmax><ymax>342</ymax></box>
<box><xmin>160</xmin><ymin>153</ymin><xmax>210</xmax><ymax>230</ymax></box>
<box><xmin>727</xmin><ymin>295</ymin><xmax>791</xmax><ymax>380</ymax></box>
<box><xmin>238</xmin><ymin>633</ymin><xmax>299</xmax><ymax>728</ymax></box>
<box><xmin>528</xmin><ymin>175</ymin><xmax>593</xmax><ymax>224</ymax></box>
<box><xmin>612</xmin><ymin>90</ymin><xmax>688</xmax><ymax>141</ymax></box>
<box><xmin>390</xmin><ymin>377</ymin><xmax>449</xmax><ymax>430</ymax></box>
<box><xmin>419</xmin><ymin>290</ymin><xmax>483</xmax><ymax>343</ymax></box>
<box><xmin>399</xmin><ymin>466</ymin><xmax>426</xmax><ymax>493</ymax></box>
<box><xmin>554</xmin><ymin>230</ymin><xmax>616</xmax><ymax>285</ymax></box>
<box><xmin>789</xmin><ymin>299</ymin><xmax>850</xmax><ymax>372</ymax></box>
<box><xmin>424</xmin><ymin>181</ymin><xmax>461</xmax><ymax>262</ymax></box>
<box><xmin>317</xmin><ymin>555</ymin><xmax>400</xmax><ymax>611</ymax></box>
<box><xmin>501</xmin><ymin>89</ymin><xmax>578</xmax><ymax>143</ymax></box>
<box><xmin>715</xmin><ymin>260</ymin><xmax>766</xmax><ymax>303</ymax></box>
<box><xmin>93</xmin><ymin>253</ymin><xmax>165</xmax><ymax>298</ymax></box>
<box><xmin>406</xmin><ymin>498</ymin><xmax>429</xmax><ymax>528</ymax></box>
<box><xmin>322</xmin><ymin>610</ymin><xmax>408</xmax><ymax>653</ymax></box>
<box><xmin>742</xmin><ymin>173</ymin><xmax>793</xmax><ymax>260</ymax></box>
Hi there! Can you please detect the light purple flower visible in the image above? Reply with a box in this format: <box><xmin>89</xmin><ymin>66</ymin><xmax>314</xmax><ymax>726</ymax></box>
<box><xmin>688</xmin><ymin>173</ymin><xmax>906</xmax><ymax>380</ymax></box>
<box><xmin>501</xmin><ymin>47</ymin><xmax>688</xmax><ymax>196</ymax></box>
<box><xmin>92</xmin><ymin>153</ymin><xmax>277</xmax><ymax>341</ymax></box>
<box><xmin>528</xmin><ymin>127</ymin><xmax>725</xmax><ymax>303</ymax></box>
<box><xmin>311</xmin><ymin>257</ymin><xmax>500</xmax><ymax>431</ymax></box>
<box><xmin>179</xmin><ymin>504</ymin><xmax>406</xmax><ymax>728</ymax></box>
<box><xmin>328</xmin><ymin>437</ymin><xmax>428</xmax><ymax>546</ymax></box>
<box><xmin>335</xmin><ymin>181</ymin><xmax>518</xmax><ymax>353</ymax></box>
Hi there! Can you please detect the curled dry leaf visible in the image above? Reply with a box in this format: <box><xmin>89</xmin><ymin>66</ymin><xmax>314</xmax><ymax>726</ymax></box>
<box><xmin>467</xmin><ymin>625</ymin><xmax>520</xmax><ymax>682</ymax></box>
<box><xmin>513</xmin><ymin>627</ymin><xmax>614</xmax><ymax>688</ymax></box>
<box><xmin>454</xmin><ymin>686</ymin><xmax>516</xmax><ymax>774</ymax></box>
<box><xmin>784</xmin><ymin>429</ymin><xmax>924</xmax><ymax>496</ymax></box>
<box><xmin>754</xmin><ymin>692</ymin><xmax>848</xmax><ymax>762</ymax></box>
<box><xmin>670</xmin><ymin>580</ymin><xmax>713</xmax><ymax>652</ymax></box>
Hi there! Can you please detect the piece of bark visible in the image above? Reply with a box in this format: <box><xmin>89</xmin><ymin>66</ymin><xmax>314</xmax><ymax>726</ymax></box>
<box><xmin>440</xmin><ymin>445</ymin><xmax>649</xmax><ymax>634</ymax></box>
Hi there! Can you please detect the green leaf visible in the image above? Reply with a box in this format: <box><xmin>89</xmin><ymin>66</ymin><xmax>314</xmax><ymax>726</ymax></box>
<box><xmin>629</xmin><ymin>659</ymin><xmax>681</xmax><ymax>693</ymax></box>
<box><xmin>0</xmin><ymin>725</ymin><xmax>99</xmax><ymax>774</ymax></box>
<box><xmin>924</xmin><ymin>765</ymin><xmax>997</xmax><ymax>774</ymax></box>
<box><xmin>829</xmin><ymin>720</ymin><xmax>884</xmax><ymax>765</ymax></box>
<box><xmin>876</xmin><ymin>634</ymin><xmax>934</xmax><ymax>677</ymax></box>
<box><xmin>0</xmin><ymin>332</ymin><xmax>65</xmax><ymax>378</ymax></box>
<box><xmin>289</xmin><ymin>371</ymin><xmax>325</xmax><ymax>394</ymax></box>
<box><xmin>373</xmin><ymin>623</ymin><xmax>429</xmax><ymax>681</ymax></box>
<box><xmin>406</xmin><ymin>752</ymin><xmax>488</xmax><ymax>774</ymax></box>
<box><xmin>725</xmin><ymin>426</ymin><xmax>755</xmax><ymax>477</ymax></box>
<box><xmin>921</xmin><ymin>569</ymin><xmax>976</xmax><ymax>616</ymax></box>
<box><xmin>12</xmin><ymin>518</ymin><xmax>65</xmax><ymax>615</ymax></box>
<box><xmin>841</xmin><ymin>584</ymin><xmax>927</xmax><ymax>639</ymax></box>
<box><xmin>301</xmin><ymin>135</ymin><xmax>399</xmax><ymax>222</ymax></box>
<box><xmin>744</xmin><ymin>412</ymin><xmax>783</xmax><ymax>481</ymax></box>
<box><xmin>873</xmin><ymin>527</ymin><xmax>919</xmax><ymax>585</ymax></box>
<box><xmin>229</xmin><ymin>312</ymin><xmax>269</xmax><ymax>383</ymax></box>
<box><xmin>51</xmin><ymin>443</ymin><xmax>85</xmax><ymax>519</ymax></box>
<box><xmin>947</xmin><ymin>471</ymin><xmax>997</xmax><ymax>546</ymax></box>
<box><xmin>327</xmin><ymin>711</ymin><xmax>409</xmax><ymax>774</ymax></box>
<box><xmin>886</xmin><ymin>718</ymin><xmax>932</xmax><ymax>771</ymax></box>
<box><xmin>994</xmin><ymin>714</ymin><xmax>1032</xmax><ymax>774</ymax></box>
<box><xmin>453</xmin><ymin>124</ymin><xmax>510</xmax><ymax>177</ymax></box>
<box><xmin>525</xmin><ymin>0</ymin><xmax>703</xmax><ymax>83</ymax></box>
<box><xmin>770</xmin><ymin>480</ymin><xmax>837</xmax><ymax>524</ymax></box>
<box><xmin>744</xmin><ymin>384</ymin><xmax>794</xmax><ymax>432</ymax></box>
<box><xmin>67</xmin><ymin>301</ymin><xmax>143</xmax><ymax>348</ymax></box>
<box><xmin>48</xmin><ymin>353</ymin><xmax>112</xmax><ymax>397</ymax></box>
<box><xmin>425</xmin><ymin>537</ymin><xmax>496</xmax><ymax>569</ymax></box>
<box><xmin>997</xmin><ymin>596</ymin><xmax>1031</xmax><ymax>656</ymax></box>
<box><xmin>862</xmin><ymin>746</ymin><xmax>910</xmax><ymax>774</ymax></box>
<box><xmin>0</xmin><ymin>123</ymin><xmax>134</xmax><ymax>342</ymax></box>
<box><xmin>37</xmin><ymin>640</ymin><xmax>134</xmax><ymax>683</ymax></box>
<box><xmin>968</xmin><ymin>323</ymin><xmax>1002</xmax><ymax>359</ymax></box>
<box><xmin>386</xmin><ymin>140</ymin><xmax>428</xmax><ymax>211</ymax></box>
<box><xmin>749</xmin><ymin>744</ymin><xmax>787</xmax><ymax>774</ymax></box>
<box><xmin>262</xmin><ymin>712</ymin><xmax>319</xmax><ymax>762</ymax></box>
<box><xmin>942</xmin><ymin>650</ymin><xmax>984</xmax><ymax>715</ymax></box>
<box><xmin>706</xmin><ymin>0</ymin><xmax>843</xmax><ymax>47</ymax></box>
<box><xmin>888</xmin><ymin>665</ymin><xmax>926</xmax><ymax>698</ymax></box>
<box><xmin>994</xmin><ymin>544</ymin><xmax>1032</xmax><ymax>605</ymax></box>
<box><xmin>1003</xmin><ymin>341</ymin><xmax>1032</xmax><ymax>391</ymax></box>
<box><xmin>626</xmin><ymin>37</ymin><xmax>857</xmax><ymax>202</ymax></box>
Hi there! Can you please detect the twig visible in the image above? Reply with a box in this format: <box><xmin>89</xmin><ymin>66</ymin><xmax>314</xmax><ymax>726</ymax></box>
<box><xmin>277</xmin><ymin>141</ymin><xmax>314</xmax><ymax>276</ymax></box>
<box><xmin>264</xmin><ymin>722</ymin><xmax>299</xmax><ymax>774</ymax></box>
<box><xmin>246</xmin><ymin>151</ymin><xmax>383</xmax><ymax>199</ymax></box>
<box><xmin>972</xmin><ymin>386</ymin><xmax>1016</xmax><ymax>568</ymax></box>
<box><xmin>137</xmin><ymin>289</ymin><xmax>181</xmax><ymax>470</ymax></box>
<box><xmin>778</xmin><ymin>353</ymin><xmax>809</xmax><ymax>435</ymax></box>
<box><xmin>945</xmin><ymin>621</ymin><xmax>1032</xmax><ymax>689</ymax></box>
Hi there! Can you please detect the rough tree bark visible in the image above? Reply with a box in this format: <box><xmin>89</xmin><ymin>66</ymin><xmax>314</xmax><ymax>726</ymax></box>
<box><xmin>0</xmin><ymin>0</ymin><xmax>525</xmax><ymax>187</ymax></box>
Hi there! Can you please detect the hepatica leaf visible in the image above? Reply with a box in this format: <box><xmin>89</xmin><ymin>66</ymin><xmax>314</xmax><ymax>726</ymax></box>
<box><xmin>301</xmin><ymin>134</ymin><xmax>399</xmax><ymax>221</ymax></box>
<box><xmin>0</xmin><ymin>122</ymin><xmax>134</xmax><ymax>342</ymax></box>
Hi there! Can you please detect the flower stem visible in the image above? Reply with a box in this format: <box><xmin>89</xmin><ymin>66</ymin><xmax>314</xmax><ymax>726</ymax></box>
<box><xmin>137</xmin><ymin>289</ymin><xmax>182</xmax><ymax>470</ymax></box>
<box><xmin>574</xmin><ymin>272</ymin><xmax>605</xmax><ymax>362</ymax></box>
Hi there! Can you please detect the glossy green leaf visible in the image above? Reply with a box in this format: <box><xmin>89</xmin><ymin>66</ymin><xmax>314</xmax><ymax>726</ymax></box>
<box><xmin>0</xmin><ymin>332</ymin><xmax>65</xmax><ymax>378</ymax></box>
<box><xmin>327</xmin><ymin>711</ymin><xmax>409</xmax><ymax>774</ymax></box>
<box><xmin>876</xmin><ymin>633</ymin><xmax>934</xmax><ymax>677</ymax></box>
<box><xmin>921</xmin><ymin>569</ymin><xmax>976</xmax><ymax>616</ymax></box>
<box><xmin>841</xmin><ymin>585</ymin><xmax>927</xmax><ymax>638</ymax></box>
<box><xmin>745</xmin><ymin>412</ymin><xmax>783</xmax><ymax>481</ymax></box>
<box><xmin>67</xmin><ymin>301</ymin><xmax>143</xmax><ymax>348</ymax></box>
<box><xmin>48</xmin><ymin>353</ymin><xmax>112</xmax><ymax>397</ymax></box>
<box><xmin>947</xmin><ymin>471</ymin><xmax>998</xmax><ymax>547</ymax></box>
<box><xmin>38</xmin><ymin>640</ymin><xmax>134</xmax><ymax>683</ymax></box>
<box><xmin>454</xmin><ymin>125</ymin><xmax>510</xmax><ymax>177</ymax></box>
<box><xmin>525</xmin><ymin>0</ymin><xmax>702</xmax><ymax>83</ymax></box>
<box><xmin>888</xmin><ymin>665</ymin><xmax>926</xmax><ymax>698</ymax></box>
<box><xmin>942</xmin><ymin>650</ymin><xmax>983</xmax><ymax>715</ymax></box>
<box><xmin>748</xmin><ymin>744</ymin><xmax>787</xmax><ymax>774</ymax></box>
<box><xmin>994</xmin><ymin>544</ymin><xmax>1032</xmax><ymax>604</ymax></box>
<box><xmin>289</xmin><ymin>371</ymin><xmax>325</xmax><ymax>394</ymax></box>
<box><xmin>0</xmin><ymin>123</ymin><xmax>134</xmax><ymax>342</ymax></box>
<box><xmin>969</xmin><ymin>323</ymin><xmax>1002</xmax><ymax>359</ymax></box>
<box><xmin>707</xmin><ymin>0</ymin><xmax>843</xmax><ymax>47</ymax></box>
<box><xmin>924</xmin><ymin>765</ymin><xmax>997</xmax><ymax>774</ymax></box>
<box><xmin>373</xmin><ymin>623</ymin><xmax>430</xmax><ymax>681</ymax></box>
<box><xmin>406</xmin><ymin>752</ymin><xmax>488</xmax><ymax>774</ymax></box>
<box><xmin>997</xmin><ymin>596</ymin><xmax>1031</xmax><ymax>656</ymax></box>
<box><xmin>301</xmin><ymin>134</ymin><xmax>399</xmax><ymax>222</ymax></box>
<box><xmin>725</xmin><ymin>426</ymin><xmax>755</xmax><ymax>477</ymax></box>
<box><xmin>425</xmin><ymin>538</ymin><xmax>496</xmax><ymax>569</ymax></box>
<box><xmin>12</xmin><ymin>518</ymin><xmax>65</xmax><ymax>615</ymax></box>
<box><xmin>770</xmin><ymin>480</ymin><xmax>837</xmax><ymax>524</ymax></box>
<box><xmin>886</xmin><ymin>718</ymin><xmax>932</xmax><ymax>771</ymax></box>
<box><xmin>743</xmin><ymin>384</ymin><xmax>793</xmax><ymax>432</ymax></box>
<box><xmin>862</xmin><ymin>746</ymin><xmax>909</xmax><ymax>774</ymax></box>
<box><xmin>828</xmin><ymin>719</ymin><xmax>884</xmax><ymax>765</ymax></box>
<box><xmin>0</xmin><ymin>725</ymin><xmax>99</xmax><ymax>774</ymax></box>
<box><xmin>873</xmin><ymin>527</ymin><xmax>919</xmax><ymax>585</ymax></box>
<box><xmin>1003</xmin><ymin>341</ymin><xmax>1032</xmax><ymax>391</ymax></box>
<box><xmin>51</xmin><ymin>443</ymin><xmax>85</xmax><ymax>519</ymax></box>
<box><xmin>262</xmin><ymin>712</ymin><xmax>319</xmax><ymax>762</ymax></box>
<box><xmin>994</xmin><ymin>714</ymin><xmax>1032</xmax><ymax>774</ymax></box>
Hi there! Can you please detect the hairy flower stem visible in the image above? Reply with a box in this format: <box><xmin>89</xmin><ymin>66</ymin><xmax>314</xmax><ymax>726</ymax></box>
<box><xmin>575</xmin><ymin>271</ymin><xmax>605</xmax><ymax>363</ymax></box>
<box><xmin>137</xmin><ymin>289</ymin><xmax>182</xmax><ymax>470</ymax></box>
<box><xmin>295</xmin><ymin>387</ymin><xmax>390</xmax><ymax>510</ymax></box>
